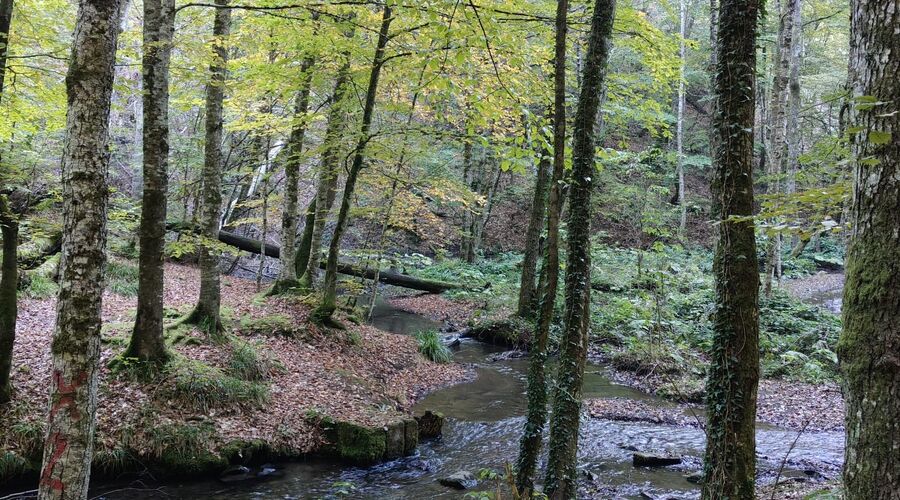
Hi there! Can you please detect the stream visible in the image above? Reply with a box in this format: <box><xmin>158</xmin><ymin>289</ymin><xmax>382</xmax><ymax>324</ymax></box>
<box><xmin>116</xmin><ymin>299</ymin><xmax>843</xmax><ymax>499</ymax></box>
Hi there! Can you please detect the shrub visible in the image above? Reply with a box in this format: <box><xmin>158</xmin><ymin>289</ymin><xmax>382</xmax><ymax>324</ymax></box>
<box><xmin>416</xmin><ymin>330</ymin><xmax>452</xmax><ymax>363</ymax></box>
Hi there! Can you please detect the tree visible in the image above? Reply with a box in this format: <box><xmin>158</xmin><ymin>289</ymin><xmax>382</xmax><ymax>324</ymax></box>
<box><xmin>676</xmin><ymin>0</ymin><xmax>687</xmax><ymax>234</ymax></box>
<box><xmin>314</xmin><ymin>3</ymin><xmax>392</xmax><ymax>324</ymax></box>
<box><xmin>515</xmin><ymin>0</ymin><xmax>566</xmax><ymax>492</ymax></box>
<box><xmin>37</xmin><ymin>0</ymin><xmax>127</xmax><ymax>496</ymax></box>
<box><xmin>270</xmin><ymin>53</ymin><xmax>314</xmax><ymax>294</ymax></box>
<box><xmin>543</xmin><ymin>0</ymin><xmax>616</xmax><ymax>497</ymax></box>
<box><xmin>127</xmin><ymin>0</ymin><xmax>175</xmax><ymax>364</ymax></box>
<box><xmin>515</xmin><ymin>148</ymin><xmax>550</xmax><ymax>319</ymax></box>
<box><xmin>0</xmin><ymin>195</ymin><xmax>16</xmax><ymax>404</ymax></box>
<box><xmin>701</xmin><ymin>0</ymin><xmax>761</xmax><ymax>497</ymax></box>
<box><xmin>0</xmin><ymin>0</ymin><xmax>15</xmax><ymax>405</ymax></box>
<box><xmin>300</xmin><ymin>52</ymin><xmax>352</xmax><ymax>290</ymax></box>
<box><xmin>763</xmin><ymin>0</ymin><xmax>798</xmax><ymax>296</ymax></box>
<box><xmin>186</xmin><ymin>0</ymin><xmax>230</xmax><ymax>334</ymax></box>
<box><xmin>838</xmin><ymin>0</ymin><xmax>900</xmax><ymax>497</ymax></box>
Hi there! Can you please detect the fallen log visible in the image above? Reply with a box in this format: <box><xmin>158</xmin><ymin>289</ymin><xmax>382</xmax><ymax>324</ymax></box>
<box><xmin>166</xmin><ymin>222</ymin><xmax>462</xmax><ymax>293</ymax></box>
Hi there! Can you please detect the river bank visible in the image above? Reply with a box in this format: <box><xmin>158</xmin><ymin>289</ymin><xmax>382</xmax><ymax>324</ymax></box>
<box><xmin>0</xmin><ymin>262</ymin><xmax>471</xmax><ymax>492</ymax></box>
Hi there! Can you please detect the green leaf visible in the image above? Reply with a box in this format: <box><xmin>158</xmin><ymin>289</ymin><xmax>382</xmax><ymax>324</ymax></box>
<box><xmin>868</xmin><ymin>130</ymin><xmax>891</xmax><ymax>145</ymax></box>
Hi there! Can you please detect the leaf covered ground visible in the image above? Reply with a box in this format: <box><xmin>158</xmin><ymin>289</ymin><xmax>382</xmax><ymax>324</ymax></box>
<box><xmin>2</xmin><ymin>262</ymin><xmax>471</xmax><ymax>480</ymax></box>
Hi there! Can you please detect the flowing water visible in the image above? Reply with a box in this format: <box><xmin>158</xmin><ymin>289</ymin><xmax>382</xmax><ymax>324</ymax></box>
<box><xmin>93</xmin><ymin>300</ymin><xmax>843</xmax><ymax>499</ymax></box>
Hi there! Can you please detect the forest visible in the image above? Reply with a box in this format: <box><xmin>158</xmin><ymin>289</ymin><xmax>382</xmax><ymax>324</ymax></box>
<box><xmin>0</xmin><ymin>0</ymin><xmax>897</xmax><ymax>498</ymax></box>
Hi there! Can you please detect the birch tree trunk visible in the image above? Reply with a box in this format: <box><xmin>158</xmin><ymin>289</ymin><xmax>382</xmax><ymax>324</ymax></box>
<box><xmin>700</xmin><ymin>0</ymin><xmax>761</xmax><ymax>497</ymax></box>
<box><xmin>544</xmin><ymin>0</ymin><xmax>615</xmax><ymax>497</ymax></box>
<box><xmin>37</xmin><ymin>0</ymin><xmax>126</xmax><ymax>497</ymax></box>
<box><xmin>128</xmin><ymin>0</ymin><xmax>175</xmax><ymax>364</ymax></box>
<box><xmin>271</xmin><ymin>55</ymin><xmax>314</xmax><ymax>293</ymax></box>
<box><xmin>838</xmin><ymin>0</ymin><xmax>900</xmax><ymax>497</ymax></box>
<box><xmin>515</xmin><ymin>0</ymin><xmax>567</xmax><ymax>492</ymax></box>
<box><xmin>187</xmin><ymin>0</ymin><xmax>230</xmax><ymax>334</ymax></box>
<box><xmin>314</xmin><ymin>4</ymin><xmax>392</xmax><ymax>324</ymax></box>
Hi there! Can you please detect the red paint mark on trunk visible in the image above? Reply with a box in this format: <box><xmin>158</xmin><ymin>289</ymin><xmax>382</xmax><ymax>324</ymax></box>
<box><xmin>41</xmin><ymin>369</ymin><xmax>89</xmax><ymax>493</ymax></box>
<box><xmin>40</xmin><ymin>431</ymin><xmax>68</xmax><ymax>491</ymax></box>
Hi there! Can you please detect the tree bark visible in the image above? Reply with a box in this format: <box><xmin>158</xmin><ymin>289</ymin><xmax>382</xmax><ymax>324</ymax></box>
<box><xmin>294</xmin><ymin>197</ymin><xmax>316</xmax><ymax>277</ymax></box>
<box><xmin>301</xmin><ymin>54</ymin><xmax>352</xmax><ymax>290</ymax></box>
<box><xmin>187</xmin><ymin>0</ymin><xmax>230</xmax><ymax>334</ymax></box>
<box><xmin>544</xmin><ymin>0</ymin><xmax>615</xmax><ymax>498</ymax></box>
<box><xmin>0</xmin><ymin>0</ymin><xmax>13</xmax><ymax>102</ymax></box>
<box><xmin>37</xmin><ymin>0</ymin><xmax>126</xmax><ymax>497</ymax></box>
<box><xmin>128</xmin><ymin>0</ymin><xmax>175</xmax><ymax>364</ymax></box>
<box><xmin>516</xmin><ymin>152</ymin><xmax>550</xmax><ymax>318</ymax></box>
<box><xmin>515</xmin><ymin>0</ymin><xmax>567</xmax><ymax>493</ymax></box>
<box><xmin>0</xmin><ymin>195</ymin><xmax>17</xmax><ymax>403</ymax></box>
<box><xmin>838</xmin><ymin>0</ymin><xmax>900</xmax><ymax>498</ymax></box>
<box><xmin>763</xmin><ymin>0</ymin><xmax>796</xmax><ymax>296</ymax></box>
<box><xmin>676</xmin><ymin>0</ymin><xmax>687</xmax><ymax>234</ymax></box>
<box><xmin>314</xmin><ymin>4</ymin><xmax>392</xmax><ymax>324</ymax></box>
<box><xmin>700</xmin><ymin>0</ymin><xmax>761</xmax><ymax>498</ymax></box>
<box><xmin>271</xmin><ymin>54</ymin><xmax>315</xmax><ymax>293</ymax></box>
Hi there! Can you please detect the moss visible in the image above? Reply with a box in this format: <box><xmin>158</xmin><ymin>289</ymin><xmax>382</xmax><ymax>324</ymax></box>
<box><xmin>220</xmin><ymin>439</ymin><xmax>273</xmax><ymax>464</ymax></box>
<box><xmin>238</xmin><ymin>313</ymin><xmax>299</xmax><ymax>337</ymax></box>
<box><xmin>325</xmin><ymin>420</ymin><xmax>386</xmax><ymax>464</ymax></box>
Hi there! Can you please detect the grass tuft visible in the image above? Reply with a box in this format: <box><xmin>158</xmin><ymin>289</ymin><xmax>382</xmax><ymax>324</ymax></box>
<box><xmin>107</xmin><ymin>259</ymin><xmax>140</xmax><ymax>297</ymax></box>
<box><xmin>165</xmin><ymin>358</ymin><xmax>270</xmax><ymax>412</ymax></box>
<box><xmin>415</xmin><ymin>330</ymin><xmax>452</xmax><ymax>364</ymax></box>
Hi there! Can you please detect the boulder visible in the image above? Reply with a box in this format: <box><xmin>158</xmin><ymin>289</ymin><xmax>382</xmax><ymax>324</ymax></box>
<box><xmin>219</xmin><ymin>465</ymin><xmax>252</xmax><ymax>483</ymax></box>
<box><xmin>416</xmin><ymin>410</ymin><xmax>445</xmax><ymax>439</ymax></box>
<box><xmin>319</xmin><ymin>417</ymin><xmax>418</xmax><ymax>464</ymax></box>
<box><xmin>439</xmin><ymin>470</ymin><xmax>477</xmax><ymax>490</ymax></box>
<box><xmin>488</xmin><ymin>350</ymin><xmax>528</xmax><ymax>362</ymax></box>
<box><xmin>632</xmin><ymin>452</ymin><xmax>682</xmax><ymax>467</ymax></box>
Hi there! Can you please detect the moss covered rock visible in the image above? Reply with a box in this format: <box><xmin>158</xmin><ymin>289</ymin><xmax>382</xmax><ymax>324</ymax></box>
<box><xmin>319</xmin><ymin>417</ymin><xmax>419</xmax><ymax>464</ymax></box>
<box><xmin>467</xmin><ymin>317</ymin><xmax>534</xmax><ymax>349</ymax></box>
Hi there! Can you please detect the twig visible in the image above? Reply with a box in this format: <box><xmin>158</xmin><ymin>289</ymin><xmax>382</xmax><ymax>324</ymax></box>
<box><xmin>769</xmin><ymin>418</ymin><xmax>813</xmax><ymax>500</ymax></box>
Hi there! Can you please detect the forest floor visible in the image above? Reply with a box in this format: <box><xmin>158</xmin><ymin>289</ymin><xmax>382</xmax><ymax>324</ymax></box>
<box><xmin>1</xmin><ymin>261</ymin><xmax>471</xmax><ymax>484</ymax></box>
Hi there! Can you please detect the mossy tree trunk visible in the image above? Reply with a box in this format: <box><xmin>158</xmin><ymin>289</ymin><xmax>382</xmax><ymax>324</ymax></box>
<box><xmin>314</xmin><ymin>4</ymin><xmax>392</xmax><ymax>324</ymax></box>
<box><xmin>543</xmin><ymin>0</ymin><xmax>614</xmax><ymax>497</ymax></box>
<box><xmin>700</xmin><ymin>0</ymin><xmax>761</xmax><ymax>498</ymax></box>
<box><xmin>516</xmin><ymin>152</ymin><xmax>550</xmax><ymax>319</ymax></box>
<box><xmin>0</xmin><ymin>0</ymin><xmax>12</xmax><ymax>100</ymax></box>
<box><xmin>0</xmin><ymin>195</ymin><xmax>17</xmax><ymax>403</ymax></box>
<box><xmin>188</xmin><ymin>0</ymin><xmax>230</xmax><ymax>335</ymax></box>
<box><xmin>37</xmin><ymin>0</ymin><xmax>126</xmax><ymax>496</ymax></box>
<box><xmin>271</xmin><ymin>54</ymin><xmax>315</xmax><ymax>294</ymax></box>
<box><xmin>294</xmin><ymin>197</ymin><xmax>316</xmax><ymax>277</ymax></box>
<box><xmin>128</xmin><ymin>0</ymin><xmax>175</xmax><ymax>364</ymax></box>
<box><xmin>838</xmin><ymin>0</ymin><xmax>900</xmax><ymax>497</ymax></box>
<box><xmin>301</xmin><ymin>54</ymin><xmax>352</xmax><ymax>290</ymax></box>
<box><xmin>515</xmin><ymin>0</ymin><xmax>567</xmax><ymax>493</ymax></box>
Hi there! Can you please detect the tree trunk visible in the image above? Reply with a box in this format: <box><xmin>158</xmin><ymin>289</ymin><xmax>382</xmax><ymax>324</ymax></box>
<box><xmin>459</xmin><ymin>133</ymin><xmax>476</xmax><ymax>263</ymax></box>
<box><xmin>0</xmin><ymin>195</ymin><xmax>17</xmax><ymax>403</ymax></box>
<box><xmin>838</xmin><ymin>0</ymin><xmax>900</xmax><ymax>498</ymax></box>
<box><xmin>515</xmin><ymin>0</ymin><xmax>567</xmax><ymax>493</ymax></box>
<box><xmin>784</xmin><ymin>0</ymin><xmax>802</xmax><ymax>250</ymax></box>
<box><xmin>676</xmin><ymin>0</ymin><xmax>687</xmax><ymax>234</ymax></box>
<box><xmin>544</xmin><ymin>0</ymin><xmax>615</xmax><ymax>498</ymax></box>
<box><xmin>37</xmin><ymin>0</ymin><xmax>126</xmax><ymax>497</ymax></box>
<box><xmin>0</xmin><ymin>0</ymin><xmax>13</xmax><ymax>102</ymax></box>
<box><xmin>301</xmin><ymin>54</ymin><xmax>352</xmax><ymax>290</ymax></box>
<box><xmin>127</xmin><ymin>0</ymin><xmax>174</xmax><ymax>365</ymax></box>
<box><xmin>271</xmin><ymin>54</ymin><xmax>314</xmax><ymax>293</ymax></box>
<box><xmin>187</xmin><ymin>0</ymin><xmax>230</xmax><ymax>335</ymax></box>
<box><xmin>516</xmin><ymin>152</ymin><xmax>550</xmax><ymax>318</ymax></box>
<box><xmin>700</xmin><ymin>0</ymin><xmax>761</xmax><ymax>497</ymax></box>
<box><xmin>0</xmin><ymin>0</ymin><xmax>16</xmax><ymax>404</ymax></box>
<box><xmin>763</xmin><ymin>0</ymin><xmax>795</xmax><ymax>296</ymax></box>
<box><xmin>294</xmin><ymin>197</ymin><xmax>316</xmax><ymax>277</ymax></box>
<box><xmin>314</xmin><ymin>4</ymin><xmax>392</xmax><ymax>324</ymax></box>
